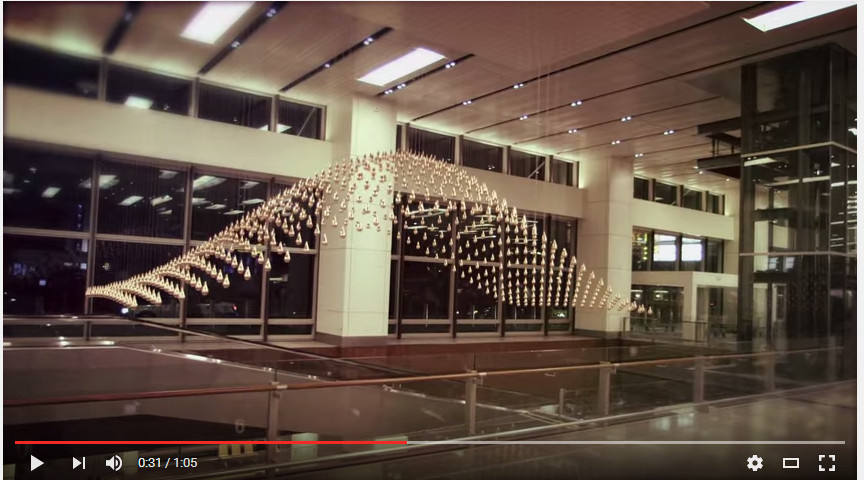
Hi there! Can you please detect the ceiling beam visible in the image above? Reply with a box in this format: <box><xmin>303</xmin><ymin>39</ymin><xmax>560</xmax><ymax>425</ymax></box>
<box><xmin>698</xmin><ymin>117</ymin><xmax>741</xmax><ymax>135</ymax></box>
<box><xmin>198</xmin><ymin>2</ymin><xmax>288</xmax><ymax>76</ymax></box>
<box><xmin>279</xmin><ymin>27</ymin><xmax>393</xmax><ymax>92</ymax></box>
<box><xmin>697</xmin><ymin>153</ymin><xmax>740</xmax><ymax>170</ymax></box>
<box><xmin>102</xmin><ymin>2</ymin><xmax>142</xmax><ymax>55</ymax></box>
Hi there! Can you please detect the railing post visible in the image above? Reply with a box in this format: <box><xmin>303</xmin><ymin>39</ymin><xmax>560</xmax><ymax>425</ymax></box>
<box><xmin>598</xmin><ymin>361</ymin><xmax>614</xmax><ymax>417</ymax></box>
<box><xmin>827</xmin><ymin>336</ymin><xmax>838</xmax><ymax>382</ymax></box>
<box><xmin>267</xmin><ymin>383</ymin><xmax>282</xmax><ymax>463</ymax></box>
<box><xmin>763</xmin><ymin>354</ymin><xmax>775</xmax><ymax>392</ymax></box>
<box><xmin>465</xmin><ymin>372</ymin><xmax>478</xmax><ymax>435</ymax></box>
<box><xmin>558</xmin><ymin>388</ymin><xmax>566</xmax><ymax>416</ymax></box>
<box><xmin>693</xmin><ymin>356</ymin><xmax>705</xmax><ymax>404</ymax></box>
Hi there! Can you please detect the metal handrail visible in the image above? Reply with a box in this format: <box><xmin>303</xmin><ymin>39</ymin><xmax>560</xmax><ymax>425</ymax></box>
<box><xmin>4</xmin><ymin>345</ymin><xmax>842</xmax><ymax>408</ymax></box>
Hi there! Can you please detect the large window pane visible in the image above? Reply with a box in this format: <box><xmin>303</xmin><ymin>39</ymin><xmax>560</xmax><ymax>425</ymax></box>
<box><xmin>198</xmin><ymin>84</ymin><xmax>271</xmax><ymax>130</ymax></box>
<box><xmin>97</xmin><ymin>160</ymin><xmax>186</xmax><ymax>238</ymax></box>
<box><xmin>92</xmin><ymin>241</ymin><xmax>183</xmax><ymax>317</ymax></box>
<box><xmin>548</xmin><ymin>219</ymin><xmax>575</xmax><ymax>254</ymax></box>
<box><xmin>401</xmin><ymin>261</ymin><xmax>450</xmax><ymax>319</ymax></box>
<box><xmin>4</xmin><ymin>41</ymin><xmax>99</xmax><ymax>98</ymax></box>
<box><xmin>402</xmin><ymin>201</ymin><xmax>451</xmax><ymax>259</ymax></box>
<box><xmin>652</xmin><ymin>233</ymin><xmax>678</xmax><ymax>271</ymax></box>
<box><xmin>268</xmin><ymin>252</ymin><xmax>314</xmax><ymax>318</ymax></box>
<box><xmin>186</xmin><ymin>252</ymin><xmax>262</xmax><ymax>319</ymax></box>
<box><xmin>706</xmin><ymin>239</ymin><xmax>724</xmax><ymax>273</ymax></box>
<box><xmin>407</xmin><ymin>127</ymin><xmax>454</xmax><ymax>163</ymax></box>
<box><xmin>509</xmin><ymin>150</ymin><xmax>545</xmax><ymax>181</ymax></box>
<box><xmin>106</xmin><ymin>65</ymin><xmax>191</xmax><ymax>115</ymax></box>
<box><xmin>455</xmin><ymin>264</ymin><xmax>497</xmax><ymax>320</ymax></box>
<box><xmin>632</xmin><ymin>230</ymin><xmax>650</xmax><ymax>271</ymax></box>
<box><xmin>634</xmin><ymin>177</ymin><xmax>650</xmax><ymax>200</ymax></box>
<box><xmin>550</xmin><ymin>158</ymin><xmax>573</xmax><ymax>186</ymax></box>
<box><xmin>4</xmin><ymin>235</ymin><xmax>88</xmax><ymax>315</ymax></box>
<box><xmin>191</xmin><ymin>175</ymin><xmax>269</xmax><ymax>241</ymax></box>
<box><xmin>462</xmin><ymin>139</ymin><xmax>502</xmax><ymax>172</ymax></box>
<box><xmin>654</xmin><ymin>182</ymin><xmax>678</xmax><ymax>206</ymax></box>
<box><xmin>682</xmin><ymin>188</ymin><xmax>703</xmax><ymax>211</ymax></box>
<box><xmin>277</xmin><ymin>99</ymin><xmax>322</xmax><ymax>139</ymax></box>
<box><xmin>680</xmin><ymin>236</ymin><xmax>704</xmax><ymax>271</ymax></box>
<box><xmin>389</xmin><ymin>259</ymin><xmax>398</xmax><ymax>319</ymax></box>
<box><xmin>707</xmin><ymin>194</ymin><xmax>724</xmax><ymax>214</ymax></box>
<box><xmin>3</xmin><ymin>146</ymin><xmax>92</xmax><ymax>232</ymax></box>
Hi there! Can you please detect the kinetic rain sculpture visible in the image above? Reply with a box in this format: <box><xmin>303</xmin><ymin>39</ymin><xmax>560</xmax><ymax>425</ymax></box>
<box><xmin>86</xmin><ymin>151</ymin><xmax>642</xmax><ymax>315</ymax></box>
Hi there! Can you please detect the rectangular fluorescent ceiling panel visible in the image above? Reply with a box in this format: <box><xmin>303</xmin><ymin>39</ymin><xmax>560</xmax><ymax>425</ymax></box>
<box><xmin>743</xmin><ymin>1</ymin><xmax>856</xmax><ymax>31</ymax></box>
<box><xmin>192</xmin><ymin>175</ymin><xmax>226</xmax><ymax>190</ymax></box>
<box><xmin>358</xmin><ymin>48</ymin><xmax>446</xmax><ymax>86</ymax></box>
<box><xmin>118</xmin><ymin>195</ymin><xmax>144</xmax><ymax>206</ymax></box>
<box><xmin>41</xmin><ymin>187</ymin><xmax>61</xmax><ymax>198</ymax></box>
<box><xmin>743</xmin><ymin>157</ymin><xmax>778</xmax><ymax>167</ymax></box>
<box><xmin>124</xmin><ymin>96</ymin><xmax>153</xmax><ymax>109</ymax></box>
<box><xmin>150</xmin><ymin>195</ymin><xmax>172</xmax><ymax>206</ymax></box>
<box><xmin>181</xmin><ymin>2</ymin><xmax>253</xmax><ymax>44</ymax></box>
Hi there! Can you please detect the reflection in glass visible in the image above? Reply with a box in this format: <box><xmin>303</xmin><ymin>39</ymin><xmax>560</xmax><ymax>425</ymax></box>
<box><xmin>509</xmin><ymin>150</ymin><xmax>545</xmax><ymax>181</ymax></box>
<box><xmin>3</xmin><ymin>146</ymin><xmax>92</xmax><ymax>232</ymax></box>
<box><xmin>707</xmin><ymin>193</ymin><xmax>724</xmax><ymax>214</ymax></box>
<box><xmin>550</xmin><ymin>158</ymin><xmax>573</xmax><ymax>186</ymax></box>
<box><xmin>97</xmin><ymin>161</ymin><xmax>186</xmax><ymax>238</ymax></box>
<box><xmin>455</xmin><ymin>263</ymin><xmax>497</xmax><ymax>320</ymax></box>
<box><xmin>632</xmin><ymin>230</ymin><xmax>650</xmax><ymax>271</ymax></box>
<box><xmin>634</xmin><ymin>177</ymin><xmax>650</xmax><ymax>200</ymax></box>
<box><xmin>631</xmin><ymin>285</ymin><xmax>684</xmax><ymax>326</ymax></box>
<box><xmin>268</xmin><ymin>252</ymin><xmax>313</xmax><ymax>318</ymax></box>
<box><xmin>4</xmin><ymin>235</ymin><xmax>88</xmax><ymax>315</ymax></box>
<box><xmin>680</xmin><ymin>236</ymin><xmax>703</xmax><ymax>271</ymax></box>
<box><xmin>92</xmin><ymin>241</ymin><xmax>183</xmax><ymax>317</ymax></box>
<box><xmin>407</xmin><ymin>127</ymin><xmax>454</xmax><ymax>163</ymax></box>
<box><xmin>402</xmin><ymin>201</ymin><xmax>451</xmax><ymax>259</ymax></box>
<box><xmin>706</xmin><ymin>238</ymin><xmax>723</xmax><ymax>273</ymax></box>
<box><xmin>682</xmin><ymin>188</ymin><xmax>702</xmax><ymax>210</ymax></box>
<box><xmin>198</xmin><ymin>83</ymin><xmax>271</xmax><ymax>130</ymax></box>
<box><xmin>462</xmin><ymin>139</ymin><xmax>502</xmax><ymax>172</ymax></box>
<box><xmin>106</xmin><ymin>65</ymin><xmax>191</xmax><ymax>115</ymax></box>
<box><xmin>277</xmin><ymin>99</ymin><xmax>322</xmax><ymax>139</ymax></box>
<box><xmin>191</xmin><ymin>175</ymin><xmax>269</xmax><ymax>241</ymax></box>
<box><xmin>5</xmin><ymin>41</ymin><xmax>99</xmax><ymax>98</ymax></box>
<box><xmin>654</xmin><ymin>182</ymin><xmax>678</xmax><ymax>206</ymax></box>
<box><xmin>186</xmin><ymin>252</ymin><xmax>262</xmax><ymax>319</ymax></box>
<box><xmin>652</xmin><ymin>233</ymin><xmax>677</xmax><ymax>271</ymax></box>
<box><xmin>401</xmin><ymin>261</ymin><xmax>450</xmax><ymax>319</ymax></box>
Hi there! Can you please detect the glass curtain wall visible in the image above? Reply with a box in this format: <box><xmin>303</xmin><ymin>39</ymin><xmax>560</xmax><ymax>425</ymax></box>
<box><xmin>3</xmin><ymin>143</ymin><xmax>316</xmax><ymax>340</ymax></box>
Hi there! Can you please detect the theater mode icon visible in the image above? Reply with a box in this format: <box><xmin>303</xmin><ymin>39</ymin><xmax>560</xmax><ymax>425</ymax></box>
<box><xmin>783</xmin><ymin>458</ymin><xmax>800</xmax><ymax>469</ymax></box>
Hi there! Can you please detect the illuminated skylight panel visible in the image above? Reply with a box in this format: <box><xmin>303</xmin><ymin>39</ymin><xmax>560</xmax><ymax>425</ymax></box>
<box><xmin>124</xmin><ymin>96</ymin><xmax>153</xmax><ymax>109</ymax></box>
<box><xmin>358</xmin><ymin>48</ymin><xmax>446</xmax><ymax>86</ymax></box>
<box><xmin>743</xmin><ymin>1</ymin><xmax>856</xmax><ymax>32</ymax></box>
<box><xmin>181</xmin><ymin>2</ymin><xmax>254</xmax><ymax>44</ymax></box>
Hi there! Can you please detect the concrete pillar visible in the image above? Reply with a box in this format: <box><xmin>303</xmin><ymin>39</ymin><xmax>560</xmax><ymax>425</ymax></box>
<box><xmin>315</xmin><ymin>95</ymin><xmax>396</xmax><ymax>346</ymax></box>
<box><xmin>575</xmin><ymin>156</ymin><xmax>633</xmax><ymax>336</ymax></box>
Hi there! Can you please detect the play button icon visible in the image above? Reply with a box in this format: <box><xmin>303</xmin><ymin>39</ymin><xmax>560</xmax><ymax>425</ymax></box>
<box><xmin>30</xmin><ymin>455</ymin><xmax>43</xmax><ymax>471</ymax></box>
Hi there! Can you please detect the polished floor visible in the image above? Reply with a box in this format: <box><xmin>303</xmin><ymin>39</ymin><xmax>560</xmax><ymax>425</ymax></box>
<box><xmin>279</xmin><ymin>382</ymin><xmax>856</xmax><ymax>480</ymax></box>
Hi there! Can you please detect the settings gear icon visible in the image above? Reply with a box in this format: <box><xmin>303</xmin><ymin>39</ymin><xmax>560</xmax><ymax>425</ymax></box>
<box><xmin>746</xmin><ymin>455</ymin><xmax>764</xmax><ymax>472</ymax></box>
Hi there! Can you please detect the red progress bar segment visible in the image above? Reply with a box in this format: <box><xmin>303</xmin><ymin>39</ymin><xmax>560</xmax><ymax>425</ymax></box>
<box><xmin>16</xmin><ymin>441</ymin><xmax>407</xmax><ymax>445</ymax></box>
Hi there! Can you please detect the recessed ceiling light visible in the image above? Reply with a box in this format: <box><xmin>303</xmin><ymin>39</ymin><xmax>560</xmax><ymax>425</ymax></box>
<box><xmin>611</xmin><ymin>140</ymin><xmax>622</xmax><ymax>145</ymax></box>
<box><xmin>567</xmin><ymin>129</ymin><xmax>578</xmax><ymax>134</ymax></box>
<box><xmin>444</xmin><ymin>61</ymin><xmax>457</xmax><ymax>69</ymax></box>
<box><xmin>41</xmin><ymin>187</ymin><xmax>61</xmax><ymax>198</ymax></box>
<box><xmin>634</xmin><ymin>153</ymin><xmax>643</xmax><ymax>158</ymax></box>
<box><xmin>181</xmin><ymin>2</ymin><xmax>253</xmax><ymax>44</ymax></box>
<box><xmin>693</xmin><ymin>165</ymin><xmax>700</xmax><ymax>169</ymax></box>
<box><xmin>519</xmin><ymin>115</ymin><xmax>529</xmax><ymax>121</ymax></box>
<box><xmin>124</xmin><ymin>96</ymin><xmax>153</xmax><ymax>109</ymax></box>
<box><xmin>621</xmin><ymin>116</ymin><xmax>633</xmax><ymax>122</ymax></box>
<box><xmin>358</xmin><ymin>48</ymin><xmax>445</xmax><ymax>86</ymax></box>
<box><xmin>743</xmin><ymin>1</ymin><xmax>855</xmax><ymax>32</ymax></box>
<box><xmin>118</xmin><ymin>195</ymin><xmax>144</xmax><ymax>207</ymax></box>
<box><xmin>513</xmin><ymin>83</ymin><xmax>524</xmax><ymax>89</ymax></box>
<box><xmin>663</xmin><ymin>130</ymin><xmax>675</xmax><ymax>135</ymax></box>
<box><xmin>571</xmin><ymin>100</ymin><xmax>583</xmax><ymax>107</ymax></box>
<box><xmin>462</xmin><ymin>100</ymin><xmax>473</xmax><ymax>105</ymax></box>
<box><xmin>363</xmin><ymin>37</ymin><xmax>374</xmax><ymax>45</ymax></box>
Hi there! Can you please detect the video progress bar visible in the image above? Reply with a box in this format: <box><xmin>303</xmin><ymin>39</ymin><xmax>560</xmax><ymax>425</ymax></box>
<box><xmin>406</xmin><ymin>441</ymin><xmax>846</xmax><ymax>445</ymax></box>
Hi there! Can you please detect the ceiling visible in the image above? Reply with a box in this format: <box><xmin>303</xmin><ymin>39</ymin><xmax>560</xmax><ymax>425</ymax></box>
<box><xmin>3</xmin><ymin>1</ymin><xmax>858</xmax><ymax>192</ymax></box>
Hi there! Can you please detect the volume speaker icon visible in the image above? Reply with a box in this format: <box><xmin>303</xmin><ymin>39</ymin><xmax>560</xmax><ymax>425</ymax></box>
<box><xmin>105</xmin><ymin>455</ymin><xmax>122</xmax><ymax>472</ymax></box>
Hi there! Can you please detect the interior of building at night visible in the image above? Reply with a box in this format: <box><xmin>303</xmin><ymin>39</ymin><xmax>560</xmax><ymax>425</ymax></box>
<box><xmin>2</xmin><ymin>2</ymin><xmax>857</xmax><ymax>479</ymax></box>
